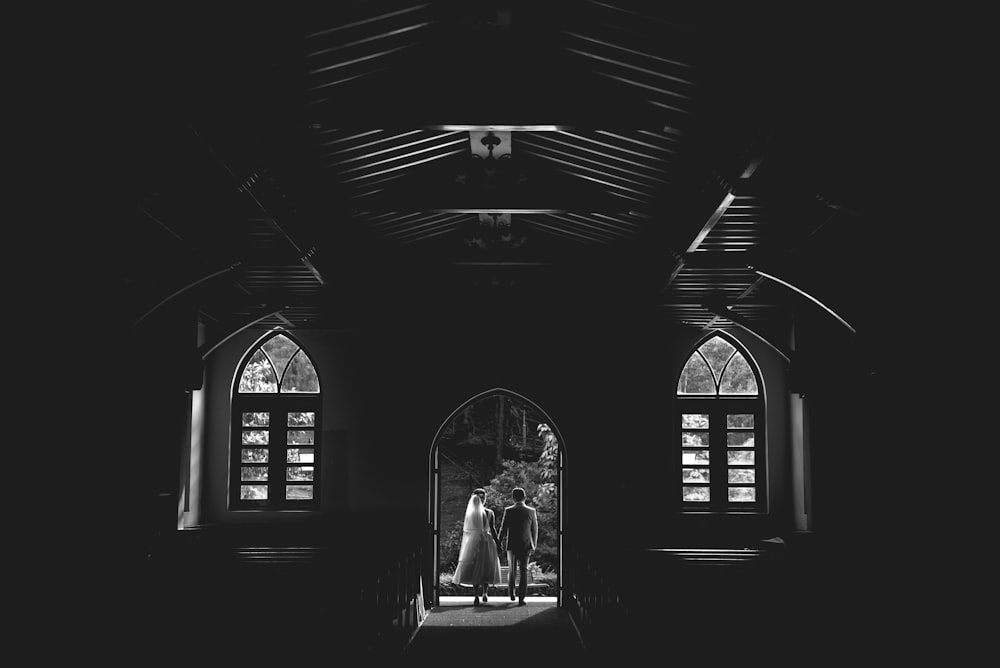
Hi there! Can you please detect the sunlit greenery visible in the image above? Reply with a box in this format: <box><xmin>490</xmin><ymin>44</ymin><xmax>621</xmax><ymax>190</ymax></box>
<box><xmin>238</xmin><ymin>334</ymin><xmax>320</xmax><ymax>393</ymax></box>
<box><xmin>437</xmin><ymin>565</ymin><xmax>556</xmax><ymax>596</ymax></box>
<box><xmin>440</xmin><ymin>423</ymin><xmax>560</xmax><ymax>573</ymax></box>
<box><xmin>677</xmin><ymin>335</ymin><xmax>758</xmax><ymax>395</ymax></box>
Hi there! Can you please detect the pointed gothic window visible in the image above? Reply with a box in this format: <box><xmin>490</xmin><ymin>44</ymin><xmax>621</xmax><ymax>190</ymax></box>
<box><xmin>231</xmin><ymin>332</ymin><xmax>321</xmax><ymax>510</ymax></box>
<box><xmin>677</xmin><ymin>336</ymin><xmax>758</xmax><ymax>396</ymax></box>
<box><xmin>676</xmin><ymin>333</ymin><xmax>765</xmax><ymax>512</ymax></box>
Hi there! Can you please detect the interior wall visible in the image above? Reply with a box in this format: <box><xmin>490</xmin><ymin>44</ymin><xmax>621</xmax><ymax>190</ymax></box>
<box><xmin>660</xmin><ymin>327</ymin><xmax>792</xmax><ymax>542</ymax></box>
<box><xmin>188</xmin><ymin>306</ymin><xmax>795</xmax><ymax>547</ymax></box>
<box><xmin>789</xmin><ymin>306</ymin><xmax>884</xmax><ymax>546</ymax></box>
<box><xmin>198</xmin><ymin>328</ymin><xmax>366</xmax><ymax>524</ymax></box>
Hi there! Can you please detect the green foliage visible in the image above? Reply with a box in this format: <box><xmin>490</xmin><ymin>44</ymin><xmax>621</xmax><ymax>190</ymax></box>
<box><xmin>437</xmin><ymin>566</ymin><xmax>555</xmax><ymax>596</ymax></box>
<box><xmin>437</xmin><ymin>399</ymin><xmax>562</xmax><ymax>576</ymax></box>
<box><xmin>239</xmin><ymin>353</ymin><xmax>276</xmax><ymax>392</ymax></box>
<box><xmin>439</xmin><ymin>396</ymin><xmax>547</xmax><ymax>456</ymax></box>
<box><xmin>531</xmin><ymin>568</ymin><xmax>558</xmax><ymax>592</ymax></box>
<box><xmin>437</xmin><ymin>569</ymin><xmax>463</xmax><ymax>595</ymax></box>
<box><xmin>439</xmin><ymin>518</ymin><xmax>465</xmax><ymax>571</ymax></box>
<box><xmin>482</xmin><ymin>425</ymin><xmax>561</xmax><ymax>572</ymax></box>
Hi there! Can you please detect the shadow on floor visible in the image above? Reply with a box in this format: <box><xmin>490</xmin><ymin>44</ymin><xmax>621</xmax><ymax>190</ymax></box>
<box><xmin>404</xmin><ymin>600</ymin><xmax>585</xmax><ymax>656</ymax></box>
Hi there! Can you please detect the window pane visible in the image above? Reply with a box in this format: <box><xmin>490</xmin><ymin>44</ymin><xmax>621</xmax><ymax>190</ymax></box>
<box><xmin>262</xmin><ymin>335</ymin><xmax>299</xmax><ymax>386</ymax></box>
<box><xmin>288</xmin><ymin>412</ymin><xmax>315</xmax><ymax>427</ymax></box>
<box><xmin>287</xmin><ymin>430</ymin><xmax>314</xmax><ymax>445</ymax></box>
<box><xmin>682</xmin><ymin>431</ymin><xmax>709</xmax><ymax>447</ymax></box>
<box><xmin>681</xmin><ymin>414</ymin><xmax>709</xmax><ymax>429</ymax></box>
<box><xmin>720</xmin><ymin>352</ymin><xmax>758</xmax><ymax>395</ymax></box>
<box><xmin>677</xmin><ymin>355</ymin><xmax>715</xmax><ymax>394</ymax></box>
<box><xmin>242</xmin><ymin>448</ymin><xmax>268</xmax><ymax>463</ymax></box>
<box><xmin>728</xmin><ymin>450</ymin><xmax>755</xmax><ymax>465</ymax></box>
<box><xmin>682</xmin><ymin>468</ymin><xmax>710</xmax><ymax>483</ymax></box>
<box><xmin>241</xmin><ymin>466</ymin><xmax>268</xmax><ymax>481</ymax></box>
<box><xmin>286</xmin><ymin>485</ymin><xmax>313</xmax><ymax>500</ymax></box>
<box><xmin>682</xmin><ymin>486</ymin><xmax>710</xmax><ymax>502</ymax></box>
<box><xmin>240</xmin><ymin>484</ymin><xmax>267</xmax><ymax>500</ymax></box>
<box><xmin>287</xmin><ymin>448</ymin><xmax>314</xmax><ymax>463</ymax></box>
<box><xmin>699</xmin><ymin>336</ymin><xmax>736</xmax><ymax>382</ymax></box>
<box><xmin>287</xmin><ymin>466</ymin><xmax>314</xmax><ymax>482</ymax></box>
<box><xmin>282</xmin><ymin>352</ymin><xmax>320</xmax><ymax>393</ymax></box>
<box><xmin>242</xmin><ymin>430</ymin><xmax>269</xmax><ymax>445</ymax></box>
<box><xmin>727</xmin><ymin>414</ymin><xmax>753</xmax><ymax>428</ymax></box>
<box><xmin>728</xmin><ymin>487</ymin><xmax>756</xmax><ymax>502</ymax></box>
<box><xmin>682</xmin><ymin>450</ymin><xmax>710</xmax><ymax>465</ymax></box>
<box><xmin>727</xmin><ymin>432</ymin><xmax>755</xmax><ymax>447</ymax></box>
<box><xmin>728</xmin><ymin>468</ymin><xmax>755</xmax><ymax>483</ymax></box>
<box><xmin>238</xmin><ymin>350</ymin><xmax>278</xmax><ymax>393</ymax></box>
<box><xmin>242</xmin><ymin>412</ymin><xmax>270</xmax><ymax>427</ymax></box>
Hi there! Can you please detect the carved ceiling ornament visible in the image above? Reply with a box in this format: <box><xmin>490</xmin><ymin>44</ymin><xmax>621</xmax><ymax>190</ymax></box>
<box><xmin>465</xmin><ymin>211</ymin><xmax>527</xmax><ymax>250</ymax></box>
<box><xmin>455</xmin><ymin>130</ymin><xmax>529</xmax><ymax>250</ymax></box>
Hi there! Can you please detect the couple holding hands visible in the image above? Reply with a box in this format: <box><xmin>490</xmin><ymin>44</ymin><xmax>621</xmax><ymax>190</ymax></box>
<box><xmin>453</xmin><ymin>486</ymin><xmax>538</xmax><ymax>606</ymax></box>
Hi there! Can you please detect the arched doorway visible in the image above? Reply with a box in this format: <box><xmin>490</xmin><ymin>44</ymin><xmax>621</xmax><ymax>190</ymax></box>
<box><xmin>428</xmin><ymin>388</ymin><xmax>566</xmax><ymax>607</ymax></box>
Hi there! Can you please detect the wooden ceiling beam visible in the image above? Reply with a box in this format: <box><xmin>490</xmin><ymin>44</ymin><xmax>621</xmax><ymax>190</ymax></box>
<box><xmin>192</xmin><ymin>129</ymin><xmax>328</xmax><ymax>287</ymax></box>
<box><xmin>700</xmin><ymin>300</ymin><xmax>792</xmax><ymax>363</ymax></box>
<box><xmin>199</xmin><ymin>306</ymin><xmax>287</xmax><ymax>360</ymax></box>
<box><xmin>679</xmin><ymin>252</ymin><xmax>768</xmax><ymax>270</ymax></box>
<box><xmin>659</xmin><ymin>140</ymin><xmax>768</xmax><ymax>293</ymax></box>
<box><xmin>659</xmin><ymin>300</ymin><xmax>781</xmax><ymax>307</ymax></box>
<box><xmin>132</xmin><ymin>262</ymin><xmax>242</xmax><ymax>329</ymax></box>
<box><xmin>749</xmin><ymin>265</ymin><xmax>857</xmax><ymax>335</ymax></box>
<box><xmin>686</xmin><ymin>190</ymin><xmax>735</xmax><ymax>254</ymax></box>
<box><xmin>701</xmin><ymin>273</ymin><xmax>771</xmax><ymax>328</ymax></box>
<box><xmin>658</xmin><ymin>185</ymin><xmax>732</xmax><ymax>293</ymax></box>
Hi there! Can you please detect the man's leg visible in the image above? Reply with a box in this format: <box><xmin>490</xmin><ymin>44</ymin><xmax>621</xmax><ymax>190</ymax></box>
<box><xmin>515</xmin><ymin>552</ymin><xmax>529</xmax><ymax>603</ymax></box>
<box><xmin>507</xmin><ymin>550</ymin><xmax>517</xmax><ymax>600</ymax></box>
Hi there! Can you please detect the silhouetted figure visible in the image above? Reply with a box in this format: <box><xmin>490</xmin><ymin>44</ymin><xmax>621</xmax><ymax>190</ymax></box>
<box><xmin>497</xmin><ymin>487</ymin><xmax>538</xmax><ymax>605</ymax></box>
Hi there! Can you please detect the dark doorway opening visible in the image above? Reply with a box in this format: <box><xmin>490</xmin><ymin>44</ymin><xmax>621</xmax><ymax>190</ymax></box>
<box><xmin>429</xmin><ymin>388</ymin><xmax>565</xmax><ymax>606</ymax></box>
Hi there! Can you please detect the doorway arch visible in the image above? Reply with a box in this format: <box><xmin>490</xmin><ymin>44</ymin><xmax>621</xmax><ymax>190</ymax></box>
<box><xmin>428</xmin><ymin>387</ymin><xmax>567</xmax><ymax>607</ymax></box>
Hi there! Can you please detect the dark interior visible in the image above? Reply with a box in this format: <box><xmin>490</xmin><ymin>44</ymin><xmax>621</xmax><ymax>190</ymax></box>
<box><xmin>46</xmin><ymin>2</ymin><xmax>942</xmax><ymax>661</ymax></box>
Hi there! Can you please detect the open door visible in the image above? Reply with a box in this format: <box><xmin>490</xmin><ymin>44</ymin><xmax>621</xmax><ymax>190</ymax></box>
<box><xmin>428</xmin><ymin>388</ymin><xmax>566</xmax><ymax>607</ymax></box>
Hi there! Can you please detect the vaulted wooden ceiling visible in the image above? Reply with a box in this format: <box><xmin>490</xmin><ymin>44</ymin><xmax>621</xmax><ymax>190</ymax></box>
<box><xmin>122</xmin><ymin>1</ymin><xmax>891</xmax><ymax>357</ymax></box>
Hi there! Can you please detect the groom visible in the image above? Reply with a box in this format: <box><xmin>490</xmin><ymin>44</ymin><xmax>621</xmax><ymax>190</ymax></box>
<box><xmin>496</xmin><ymin>487</ymin><xmax>538</xmax><ymax>606</ymax></box>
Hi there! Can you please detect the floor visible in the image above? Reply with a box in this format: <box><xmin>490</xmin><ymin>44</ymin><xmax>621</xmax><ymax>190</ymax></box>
<box><xmin>403</xmin><ymin>596</ymin><xmax>586</xmax><ymax>656</ymax></box>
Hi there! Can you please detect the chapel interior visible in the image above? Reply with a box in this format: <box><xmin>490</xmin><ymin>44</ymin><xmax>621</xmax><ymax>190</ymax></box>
<box><xmin>58</xmin><ymin>1</ymin><xmax>936</xmax><ymax>660</ymax></box>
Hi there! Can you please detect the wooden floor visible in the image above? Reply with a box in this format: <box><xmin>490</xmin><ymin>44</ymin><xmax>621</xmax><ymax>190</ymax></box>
<box><xmin>404</xmin><ymin>597</ymin><xmax>585</xmax><ymax>657</ymax></box>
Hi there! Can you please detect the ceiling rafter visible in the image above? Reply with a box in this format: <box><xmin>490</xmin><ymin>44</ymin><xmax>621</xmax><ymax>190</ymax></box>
<box><xmin>702</xmin><ymin>275</ymin><xmax>769</xmax><ymax>329</ymax></box>
<box><xmin>700</xmin><ymin>300</ymin><xmax>792</xmax><ymax>363</ymax></box>
<box><xmin>133</xmin><ymin>263</ymin><xmax>242</xmax><ymax>328</ymax></box>
<box><xmin>122</xmin><ymin>3</ymin><xmax>877</xmax><ymax>341</ymax></box>
<box><xmin>199</xmin><ymin>306</ymin><xmax>287</xmax><ymax>360</ymax></box>
<box><xmin>193</xmin><ymin>130</ymin><xmax>328</xmax><ymax>287</ymax></box>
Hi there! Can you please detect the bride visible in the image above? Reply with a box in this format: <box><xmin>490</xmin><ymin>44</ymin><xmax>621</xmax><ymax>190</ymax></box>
<box><xmin>453</xmin><ymin>489</ymin><xmax>502</xmax><ymax>605</ymax></box>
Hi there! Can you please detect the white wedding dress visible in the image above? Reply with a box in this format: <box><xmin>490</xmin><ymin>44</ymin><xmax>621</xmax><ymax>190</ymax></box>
<box><xmin>453</xmin><ymin>495</ymin><xmax>502</xmax><ymax>586</ymax></box>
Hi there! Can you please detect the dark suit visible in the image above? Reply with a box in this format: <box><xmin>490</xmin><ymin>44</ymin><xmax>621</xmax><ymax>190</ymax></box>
<box><xmin>497</xmin><ymin>501</ymin><xmax>538</xmax><ymax>602</ymax></box>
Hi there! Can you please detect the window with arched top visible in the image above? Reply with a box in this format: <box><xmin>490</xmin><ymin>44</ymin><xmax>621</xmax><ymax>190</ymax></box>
<box><xmin>230</xmin><ymin>331</ymin><xmax>321</xmax><ymax>510</ymax></box>
<box><xmin>676</xmin><ymin>333</ymin><xmax>765</xmax><ymax>512</ymax></box>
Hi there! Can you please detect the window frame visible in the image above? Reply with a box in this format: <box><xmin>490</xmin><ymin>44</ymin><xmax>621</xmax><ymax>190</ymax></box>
<box><xmin>229</xmin><ymin>332</ymin><xmax>322</xmax><ymax>511</ymax></box>
<box><xmin>676</xmin><ymin>333</ymin><xmax>766</xmax><ymax>513</ymax></box>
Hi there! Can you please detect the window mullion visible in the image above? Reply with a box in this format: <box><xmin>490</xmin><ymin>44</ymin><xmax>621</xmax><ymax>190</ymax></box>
<box><xmin>271</xmin><ymin>411</ymin><xmax>284</xmax><ymax>506</ymax></box>
<box><xmin>711</xmin><ymin>404</ymin><xmax>726</xmax><ymax>512</ymax></box>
